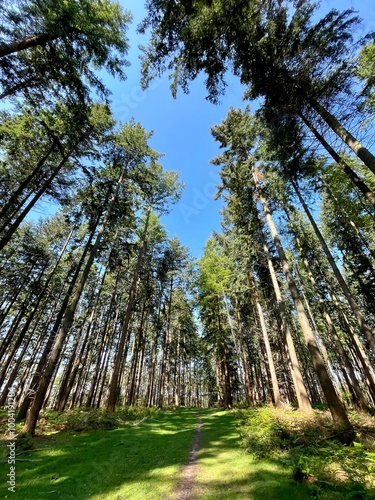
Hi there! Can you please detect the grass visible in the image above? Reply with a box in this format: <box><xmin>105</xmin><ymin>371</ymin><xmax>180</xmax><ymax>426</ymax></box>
<box><xmin>1</xmin><ymin>405</ymin><xmax>375</xmax><ymax>499</ymax></box>
<box><xmin>193</xmin><ymin>409</ymin><xmax>314</xmax><ymax>499</ymax></box>
<box><xmin>0</xmin><ymin>407</ymin><xmax>198</xmax><ymax>499</ymax></box>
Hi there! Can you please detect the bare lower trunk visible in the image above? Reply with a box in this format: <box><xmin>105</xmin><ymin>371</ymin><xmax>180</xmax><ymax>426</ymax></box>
<box><xmin>260</xmin><ymin>230</ymin><xmax>312</xmax><ymax>412</ymax></box>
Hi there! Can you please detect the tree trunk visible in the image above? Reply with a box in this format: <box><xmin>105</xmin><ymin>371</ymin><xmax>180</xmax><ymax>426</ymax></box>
<box><xmin>309</xmin><ymin>98</ymin><xmax>375</xmax><ymax>177</ymax></box>
<box><xmin>16</xmin><ymin>228</ymin><xmax>95</xmax><ymax>421</ymax></box>
<box><xmin>0</xmin><ymin>134</ymin><xmax>86</xmax><ymax>251</ymax></box>
<box><xmin>317</xmin><ymin>174</ymin><xmax>375</xmax><ymax>261</ymax></box>
<box><xmin>0</xmin><ymin>32</ymin><xmax>71</xmax><ymax>58</ymax></box>
<box><xmin>285</xmin><ymin>211</ymin><xmax>372</xmax><ymax>413</ymax></box>
<box><xmin>23</xmin><ymin>173</ymin><xmax>125</xmax><ymax>433</ymax></box>
<box><xmin>260</xmin><ymin>228</ymin><xmax>312</xmax><ymax>412</ymax></box>
<box><xmin>291</xmin><ymin>178</ymin><xmax>375</xmax><ymax>356</ymax></box>
<box><xmin>158</xmin><ymin>276</ymin><xmax>173</xmax><ymax>408</ymax></box>
<box><xmin>107</xmin><ymin>207</ymin><xmax>151</xmax><ymax>412</ymax></box>
<box><xmin>300</xmin><ymin>113</ymin><xmax>375</xmax><ymax>207</ymax></box>
<box><xmin>256</xmin><ymin>183</ymin><xmax>353</xmax><ymax>434</ymax></box>
<box><xmin>0</xmin><ymin>139</ymin><xmax>58</xmax><ymax>222</ymax></box>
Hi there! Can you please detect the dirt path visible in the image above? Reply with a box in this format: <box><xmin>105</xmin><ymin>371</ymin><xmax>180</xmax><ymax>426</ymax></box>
<box><xmin>172</xmin><ymin>412</ymin><xmax>203</xmax><ymax>500</ymax></box>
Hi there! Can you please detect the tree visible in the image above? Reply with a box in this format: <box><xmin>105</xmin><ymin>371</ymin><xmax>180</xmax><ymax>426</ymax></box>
<box><xmin>140</xmin><ymin>1</ymin><xmax>375</xmax><ymax>176</ymax></box>
<box><xmin>0</xmin><ymin>0</ymin><xmax>132</xmax><ymax>102</ymax></box>
<box><xmin>106</xmin><ymin>125</ymin><xmax>183</xmax><ymax>412</ymax></box>
<box><xmin>357</xmin><ymin>40</ymin><xmax>375</xmax><ymax>114</ymax></box>
<box><xmin>0</xmin><ymin>101</ymin><xmax>115</xmax><ymax>251</ymax></box>
<box><xmin>209</xmin><ymin>105</ymin><xmax>354</xmax><ymax>434</ymax></box>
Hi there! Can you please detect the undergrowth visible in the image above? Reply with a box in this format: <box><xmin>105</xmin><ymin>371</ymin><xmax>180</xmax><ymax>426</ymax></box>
<box><xmin>0</xmin><ymin>405</ymin><xmax>162</xmax><ymax>436</ymax></box>
<box><xmin>236</xmin><ymin>407</ymin><xmax>375</xmax><ymax>497</ymax></box>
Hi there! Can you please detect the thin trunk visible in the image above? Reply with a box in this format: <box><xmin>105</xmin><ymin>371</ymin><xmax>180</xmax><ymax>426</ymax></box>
<box><xmin>291</xmin><ymin>178</ymin><xmax>375</xmax><ymax>356</ymax></box>
<box><xmin>107</xmin><ymin>207</ymin><xmax>151</xmax><ymax>412</ymax></box>
<box><xmin>300</xmin><ymin>113</ymin><xmax>375</xmax><ymax>207</ymax></box>
<box><xmin>257</xmin><ymin>183</ymin><xmax>353</xmax><ymax>433</ymax></box>
<box><xmin>0</xmin><ymin>134</ymin><xmax>86</xmax><ymax>251</ymax></box>
<box><xmin>23</xmin><ymin>174</ymin><xmax>123</xmax><ymax>433</ymax></box>
<box><xmin>16</xmin><ymin>230</ymin><xmax>94</xmax><ymax>421</ymax></box>
<box><xmin>255</xmin><ymin>298</ymin><xmax>282</xmax><ymax>408</ymax></box>
<box><xmin>260</xmin><ymin>229</ymin><xmax>312</xmax><ymax>412</ymax></box>
<box><xmin>55</xmin><ymin>313</ymin><xmax>90</xmax><ymax>411</ymax></box>
<box><xmin>317</xmin><ymin>174</ymin><xmax>375</xmax><ymax>262</ymax></box>
<box><xmin>158</xmin><ymin>277</ymin><xmax>173</xmax><ymax>408</ymax></box>
<box><xmin>287</xmin><ymin>213</ymin><xmax>372</xmax><ymax>413</ymax></box>
<box><xmin>309</xmin><ymin>98</ymin><xmax>375</xmax><ymax>177</ymax></box>
<box><xmin>0</xmin><ymin>139</ymin><xmax>58</xmax><ymax>222</ymax></box>
<box><xmin>85</xmin><ymin>277</ymin><xmax>120</xmax><ymax>407</ymax></box>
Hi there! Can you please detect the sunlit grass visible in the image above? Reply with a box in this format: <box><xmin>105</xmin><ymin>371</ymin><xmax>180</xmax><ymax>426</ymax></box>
<box><xmin>0</xmin><ymin>408</ymin><xmax>198</xmax><ymax>499</ymax></box>
<box><xmin>193</xmin><ymin>409</ymin><xmax>313</xmax><ymax>499</ymax></box>
<box><xmin>1</xmin><ymin>406</ymin><xmax>374</xmax><ymax>499</ymax></box>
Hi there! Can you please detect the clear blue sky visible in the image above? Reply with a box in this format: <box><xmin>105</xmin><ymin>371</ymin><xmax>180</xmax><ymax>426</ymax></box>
<box><xmin>105</xmin><ymin>0</ymin><xmax>372</xmax><ymax>259</ymax></box>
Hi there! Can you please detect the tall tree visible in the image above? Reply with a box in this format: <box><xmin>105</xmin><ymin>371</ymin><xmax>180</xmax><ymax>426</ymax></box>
<box><xmin>140</xmin><ymin>1</ymin><xmax>375</xmax><ymax>176</ymax></box>
<box><xmin>0</xmin><ymin>0</ymin><xmax>132</xmax><ymax>102</ymax></box>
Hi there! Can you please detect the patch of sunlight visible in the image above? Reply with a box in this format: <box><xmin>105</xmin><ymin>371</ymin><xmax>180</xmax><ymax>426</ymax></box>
<box><xmin>37</xmin><ymin>448</ymin><xmax>67</xmax><ymax>457</ymax></box>
<box><xmin>149</xmin><ymin>429</ymin><xmax>180</xmax><ymax>435</ymax></box>
<box><xmin>89</xmin><ymin>472</ymin><xmax>177</xmax><ymax>500</ymax></box>
<box><xmin>146</xmin><ymin>463</ymin><xmax>181</xmax><ymax>478</ymax></box>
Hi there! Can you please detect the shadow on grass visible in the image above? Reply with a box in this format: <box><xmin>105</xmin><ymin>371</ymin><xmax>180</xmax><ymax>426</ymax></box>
<box><xmin>0</xmin><ymin>408</ymin><xmax>199</xmax><ymax>499</ymax></box>
<box><xmin>193</xmin><ymin>409</ymin><xmax>375</xmax><ymax>500</ymax></box>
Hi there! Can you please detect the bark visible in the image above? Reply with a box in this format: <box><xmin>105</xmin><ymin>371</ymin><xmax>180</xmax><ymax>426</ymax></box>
<box><xmin>23</xmin><ymin>172</ymin><xmax>124</xmax><ymax>433</ymax></box>
<box><xmin>0</xmin><ymin>133</ymin><xmax>86</xmax><ymax>251</ymax></box>
<box><xmin>85</xmin><ymin>273</ymin><xmax>120</xmax><ymax>407</ymax></box>
<box><xmin>107</xmin><ymin>206</ymin><xmax>151</xmax><ymax>412</ymax></box>
<box><xmin>255</xmin><ymin>297</ymin><xmax>282</xmax><ymax>408</ymax></box>
<box><xmin>259</xmin><ymin>227</ymin><xmax>312</xmax><ymax>412</ymax></box>
<box><xmin>158</xmin><ymin>277</ymin><xmax>174</xmax><ymax>408</ymax></box>
<box><xmin>0</xmin><ymin>31</ymin><xmax>72</xmax><ymax>58</ymax></box>
<box><xmin>291</xmin><ymin>178</ymin><xmax>375</xmax><ymax>356</ymax></box>
<box><xmin>317</xmin><ymin>174</ymin><xmax>375</xmax><ymax>261</ymax></box>
<box><xmin>0</xmin><ymin>228</ymin><xmax>73</xmax><ymax>399</ymax></box>
<box><xmin>286</xmin><ymin>211</ymin><xmax>372</xmax><ymax>412</ymax></box>
<box><xmin>0</xmin><ymin>139</ymin><xmax>58</xmax><ymax>223</ymax></box>
<box><xmin>256</xmin><ymin>184</ymin><xmax>353</xmax><ymax>433</ymax></box>
<box><xmin>300</xmin><ymin>113</ymin><xmax>375</xmax><ymax>207</ymax></box>
<box><xmin>125</xmin><ymin>303</ymin><xmax>148</xmax><ymax>406</ymax></box>
<box><xmin>16</xmin><ymin>228</ymin><xmax>94</xmax><ymax>421</ymax></box>
<box><xmin>309</xmin><ymin>98</ymin><xmax>375</xmax><ymax>176</ymax></box>
<box><xmin>55</xmin><ymin>313</ymin><xmax>91</xmax><ymax>411</ymax></box>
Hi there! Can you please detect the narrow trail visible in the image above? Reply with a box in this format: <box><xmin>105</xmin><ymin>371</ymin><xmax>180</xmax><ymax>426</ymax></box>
<box><xmin>172</xmin><ymin>412</ymin><xmax>203</xmax><ymax>500</ymax></box>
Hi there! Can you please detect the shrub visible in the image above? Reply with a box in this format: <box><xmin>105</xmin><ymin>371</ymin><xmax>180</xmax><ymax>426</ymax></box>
<box><xmin>236</xmin><ymin>407</ymin><xmax>375</xmax><ymax>494</ymax></box>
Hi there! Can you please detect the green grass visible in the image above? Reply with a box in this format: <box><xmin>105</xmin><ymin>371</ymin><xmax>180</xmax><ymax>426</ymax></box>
<box><xmin>1</xmin><ymin>406</ymin><xmax>375</xmax><ymax>499</ymax></box>
<box><xmin>0</xmin><ymin>408</ymin><xmax>198</xmax><ymax>499</ymax></box>
<box><xmin>193</xmin><ymin>409</ymin><xmax>314</xmax><ymax>499</ymax></box>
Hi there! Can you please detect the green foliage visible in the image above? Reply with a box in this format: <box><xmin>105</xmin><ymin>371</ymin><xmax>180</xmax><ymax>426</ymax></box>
<box><xmin>60</xmin><ymin>408</ymin><xmax>118</xmax><ymax>431</ymax></box>
<box><xmin>12</xmin><ymin>406</ymin><xmax>163</xmax><ymax>434</ymax></box>
<box><xmin>0</xmin><ymin>0</ymin><xmax>132</xmax><ymax>102</ymax></box>
<box><xmin>141</xmin><ymin>0</ymin><xmax>361</xmax><ymax>109</ymax></box>
<box><xmin>237</xmin><ymin>407</ymin><xmax>375</xmax><ymax>496</ymax></box>
<box><xmin>357</xmin><ymin>41</ymin><xmax>375</xmax><ymax>112</ymax></box>
<box><xmin>0</xmin><ymin>408</ymin><xmax>198</xmax><ymax>499</ymax></box>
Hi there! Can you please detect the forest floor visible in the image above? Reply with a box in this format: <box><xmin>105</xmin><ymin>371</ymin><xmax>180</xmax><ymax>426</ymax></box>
<box><xmin>1</xmin><ymin>407</ymin><xmax>375</xmax><ymax>499</ymax></box>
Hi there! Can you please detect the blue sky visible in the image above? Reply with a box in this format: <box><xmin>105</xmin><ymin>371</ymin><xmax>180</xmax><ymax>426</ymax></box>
<box><xmin>104</xmin><ymin>0</ymin><xmax>373</xmax><ymax>259</ymax></box>
<box><xmin>106</xmin><ymin>2</ymin><xmax>245</xmax><ymax>258</ymax></box>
